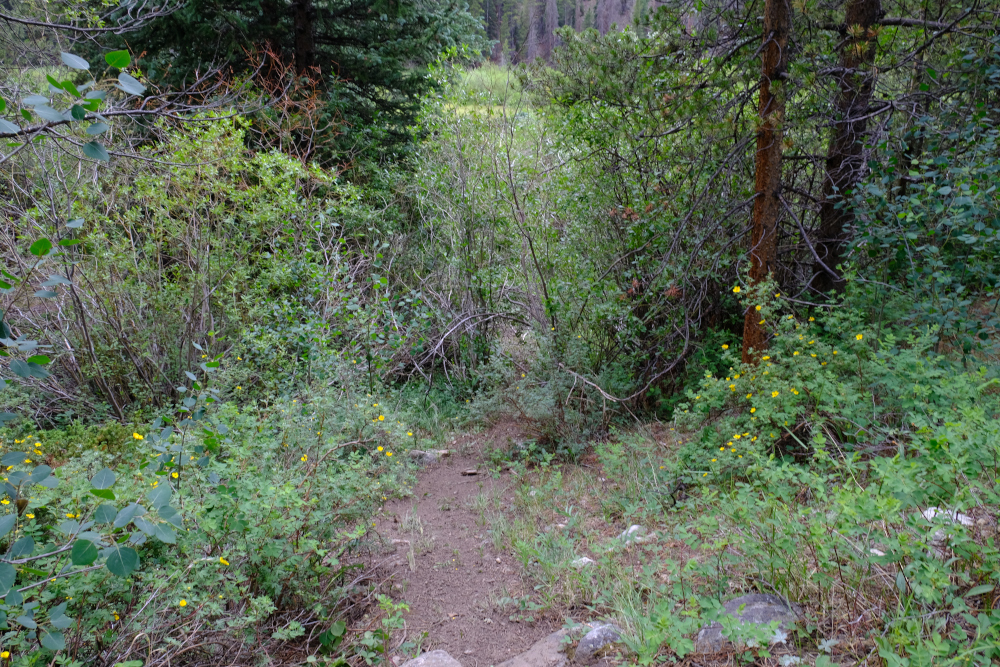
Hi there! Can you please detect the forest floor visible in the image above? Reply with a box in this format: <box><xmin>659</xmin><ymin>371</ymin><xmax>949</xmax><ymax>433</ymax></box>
<box><xmin>374</xmin><ymin>423</ymin><xmax>559</xmax><ymax>667</ymax></box>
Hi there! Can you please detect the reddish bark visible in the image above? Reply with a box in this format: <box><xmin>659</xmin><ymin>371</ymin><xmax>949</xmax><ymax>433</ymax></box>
<box><xmin>741</xmin><ymin>0</ymin><xmax>791</xmax><ymax>364</ymax></box>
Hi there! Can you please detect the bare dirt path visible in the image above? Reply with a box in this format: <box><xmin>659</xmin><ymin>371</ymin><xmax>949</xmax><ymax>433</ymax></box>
<box><xmin>375</xmin><ymin>430</ymin><xmax>556</xmax><ymax>667</ymax></box>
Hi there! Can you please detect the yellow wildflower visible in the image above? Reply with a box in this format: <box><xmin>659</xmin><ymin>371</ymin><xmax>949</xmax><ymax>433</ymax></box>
<box><xmin>219</xmin><ymin>557</ymin><xmax>229</xmax><ymax>565</ymax></box>
<box><xmin>732</xmin><ymin>286</ymin><xmax>741</xmax><ymax>293</ymax></box>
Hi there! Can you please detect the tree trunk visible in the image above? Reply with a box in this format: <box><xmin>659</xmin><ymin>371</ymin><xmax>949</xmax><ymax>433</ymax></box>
<box><xmin>292</xmin><ymin>0</ymin><xmax>316</xmax><ymax>75</ymax></box>
<box><xmin>741</xmin><ymin>0</ymin><xmax>791</xmax><ymax>364</ymax></box>
<box><xmin>812</xmin><ymin>0</ymin><xmax>882</xmax><ymax>294</ymax></box>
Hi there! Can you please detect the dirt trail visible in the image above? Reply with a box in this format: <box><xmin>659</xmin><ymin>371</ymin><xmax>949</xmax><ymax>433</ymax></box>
<box><xmin>376</xmin><ymin>429</ymin><xmax>556</xmax><ymax>667</ymax></box>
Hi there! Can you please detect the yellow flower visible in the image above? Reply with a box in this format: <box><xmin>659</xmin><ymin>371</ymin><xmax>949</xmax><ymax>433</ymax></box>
<box><xmin>23</xmin><ymin>459</ymin><xmax>30</xmax><ymax>464</ymax></box>
<box><xmin>386</xmin><ymin>452</ymin><xmax>393</xmax><ymax>457</ymax></box>
<box><xmin>732</xmin><ymin>286</ymin><xmax>741</xmax><ymax>293</ymax></box>
<box><xmin>730</xmin><ymin>448</ymin><xmax>735</xmax><ymax>452</ymax></box>
<box><xmin>25</xmin><ymin>513</ymin><xmax>34</xmax><ymax>519</ymax></box>
<box><xmin>808</xmin><ymin>317</ymin><xmax>815</xmax><ymax>322</ymax></box>
<box><xmin>378</xmin><ymin>415</ymin><xmax>384</xmax><ymax>421</ymax></box>
<box><xmin>775</xmin><ymin>293</ymin><xmax>780</xmax><ymax>297</ymax></box>
<box><xmin>179</xmin><ymin>600</ymin><xmax>187</xmax><ymax>607</ymax></box>
<box><xmin>1</xmin><ymin>652</ymin><xmax>8</xmax><ymax>659</ymax></box>
<box><xmin>407</xmin><ymin>432</ymin><xmax>413</xmax><ymax>436</ymax></box>
<box><xmin>771</xmin><ymin>391</ymin><xmax>779</xmax><ymax>398</ymax></box>
<box><xmin>721</xmin><ymin>344</ymin><xmax>729</xmax><ymax>350</ymax></box>
<box><xmin>201</xmin><ymin>354</ymin><xmax>207</xmax><ymax>358</ymax></box>
<box><xmin>793</xmin><ymin>351</ymin><xmax>799</xmax><ymax>356</ymax></box>
<box><xmin>808</xmin><ymin>340</ymin><xmax>814</xmax><ymax>345</ymax></box>
<box><xmin>34</xmin><ymin>442</ymin><xmax>40</xmax><ymax>447</ymax></box>
<box><xmin>719</xmin><ymin>447</ymin><xmax>725</xmax><ymax>451</ymax></box>
<box><xmin>114</xmin><ymin>614</ymin><xmax>119</xmax><ymax>620</ymax></box>
<box><xmin>856</xmin><ymin>334</ymin><xmax>863</xmax><ymax>340</ymax></box>
<box><xmin>738</xmin><ymin>455</ymin><xmax>743</xmax><ymax>459</ymax></box>
<box><xmin>133</xmin><ymin>433</ymin><xmax>143</xmax><ymax>440</ymax></box>
<box><xmin>711</xmin><ymin>458</ymin><xmax>717</xmax><ymax>462</ymax></box>
<box><xmin>755</xmin><ymin>305</ymin><xmax>761</xmax><ymax>311</ymax></box>
<box><xmin>300</xmin><ymin>455</ymin><xmax>307</xmax><ymax>462</ymax></box>
<box><xmin>762</xmin><ymin>356</ymin><xmax>770</xmax><ymax>360</ymax></box>
<box><xmin>729</xmin><ymin>384</ymin><xmax>735</xmax><ymax>391</ymax></box>
<box><xmin>237</xmin><ymin>357</ymin><xmax>242</xmax><ymax>360</ymax></box>
<box><xmin>746</xmin><ymin>393</ymin><xmax>752</xmax><ymax>398</ymax></box>
<box><xmin>759</xmin><ymin>319</ymin><xmax>765</xmax><ymax>324</ymax></box>
<box><xmin>171</xmin><ymin>472</ymin><xmax>179</xmax><ymax>479</ymax></box>
<box><xmin>65</xmin><ymin>513</ymin><xmax>75</xmax><ymax>518</ymax></box>
<box><xmin>750</xmin><ymin>407</ymin><xmax>756</xmax><ymax>413</ymax></box>
<box><xmin>733</xmin><ymin>434</ymin><xmax>741</xmax><ymax>439</ymax></box>
<box><xmin>377</xmin><ymin>446</ymin><xmax>384</xmax><ymax>452</ymax></box>
<box><xmin>0</xmin><ymin>500</ymin><xmax>8</xmax><ymax>506</ymax></box>
<box><xmin>811</xmin><ymin>353</ymin><xmax>817</xmax><ymax>358</ymax></box>
<box><xmin>821</xmin><ymin>361</ymin><xmax>827</xmax><ymax>365</ymax></box>
<box><xmin>219</xmin><ymin>557</ymin><xmax>229</xmax><ymax>565</ymax></box>
<box><xmin>833</xmin><ymin>350</ymin><xmax>838</xmax><ymax>355</ymax></box>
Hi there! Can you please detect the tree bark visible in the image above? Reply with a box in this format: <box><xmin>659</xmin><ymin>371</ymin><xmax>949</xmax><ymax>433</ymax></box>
<box><xmin>812</xmin><ymin>0</ymin><xmax>882</xmax><ymax>294</ymax></box>
<box><xmin>292</xmin><ymin>0</ymin><xmax>316</xmax><ymax>75</ymax></box>
<box><xmin>741</xmin><ymin>0</ymin><xmax>791</xmax><ymax>364</ymax></box>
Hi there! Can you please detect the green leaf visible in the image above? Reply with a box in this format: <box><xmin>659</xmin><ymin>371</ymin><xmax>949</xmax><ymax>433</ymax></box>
<box><xmin>113</xmin><ymin>503</ymin><xmax>145</xmax><ymax>528</ymax></box>
<box><xmin>106</xmin><ymin>547</ymin><xmax>139</xmax><ymax>577</ymax></box>
<box><xmin>70</xmin><ymin>105</ymin><xmax>86</xmax><ymax>121</ymax></box>
<box><xmin>9</xmin><ymin>535</ymin><xmax>34</xmax><ymax>558</ymax></box>
<box><xmin>105</xmin><ymin>50</ymin><xmax>131</xmax><ymax>69</ymax></box>
<box><xmin>91</xmin><ymin>467</ymin><xmax>116</xmax><ymax>490</ymax></box>
<box><xmin>71</xmin><ymin>539</ymin><xmax>98</xmax><ymax>566</ymax></box>
<box><xmin>40</xmin><ymin>629</ymin><xmax>65</xmax><ymax>651</ymax></box>
<box><xmin>90</xmin><ymin>488</ymin><xmax>115</xmax><ymax>500</ymax></box>
<box><xmin>66</xmin><ymin>218</ymin><xmax>84</xmax><ymax>229</ymax></box>
<box><xmin>26</xmin><ymin>355</ymin><xmax>50</xmax><ymax>365</ymax></box>
<box><xmin>0</xmin><ymin>97</ymin><xmax>4</xmax><ymax>112</ymax></box>
<box><xmin>133</xmin><ymin>516</ymin><xmax>157</xmax><ymax>537</ymax></box>
<box><xmin>154</xmin><ymin>524</ymin><xmax>176</xmax><ymax>544</ymax></box>
<box><xmin>26</xmin><ymin>362</ymin><xmax>49</xmax><ymax>379</ymax></box>
<box><xmin>1</xmin><ymin>451</ymin><xmax>27</xmax><ymax>466</ymax></box>
<box><xmin>157</xmin><ymin>504</ymin><xmax>183</xmax><ymax>528</ymax></box>
<box><xmin>33</xmin><ymin>105</ymin><xmax>66</xmax><ymax>123</ymax></box>
<box><xmin>60</xmin><ymin>52</ymin><xmax>90</xmax><ymax>70</ymax></box>
<box><xmin>93</xmin><ymin>504</ymin><xmax>117</xmax><ymax>523</ymax></box>
<box><xmin>86</xmin><ymin>122</ymin><xmax>108</xmax><ymax>135</ymax></box>
<box><xmin>14</xmin><ymin>615</ymin><xmax>37</xmax><ymax>629</ymax></box>
<box><xmin>0</xmin><ymin>119</ymin><xmax>20</xmax><ymax>134</ymax></box>
<box><xmin>0</xmin><ymin>563</ymin><xmax>14</xmax><ymax>596</ymax></box>
<box><xmin>146</xmin><ymin>484</ymin><xmax>171</xmax><ymax>508</ymax></box>
<box><xmin>29</xmin><ymin>464</ymin><xmax>51</xmax><ymax>484</ymax></box>
<box><xmin>34</xmin><ymin>290</ymin><xmax>58</xmax><ymax>299</ymax></box>
<box><xmin>57</xmin><ymin>239</ymin><xmax>81</xmax><ymax>247</ymax></box>
<box><xmin>116</xmin><ymin>72</ymin><xmax>146</xmax><ymax>96</ymax></box>
<box><xmin>29</xmin><ymin>238</ymin><xmax>53</xmax><ymax>257</ymax></box>
<box><xmin>965</xmin><ymin>584</ymin><xmax>995</xmax><ymax>597</ymax></box>
<box><xmin>62</xmin><ymin>81</ymin><xmax>82</xmax><ymax>98</ymax></box>
<box><xmin>82</xmin><ymin>141</ymin><xmax>109</xmax><ymax>162</ymax></box>
<box><xmin>0</xmin><ymin>514</ymin><xmax>15</xmax><ymax>538</ymax></box>
<box><xmin>46</xmin><ymin>74</ymin><xmax>64</xmax><ymax>90</ymax></box>
<box><xmin>9</xmin><ymin>360</ymin><xmax>30</xmax><ymax>377</ymax></box>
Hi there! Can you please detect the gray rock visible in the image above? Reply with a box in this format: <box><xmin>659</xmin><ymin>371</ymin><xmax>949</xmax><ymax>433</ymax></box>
<box><xmin>575</xmin><ymin>623</ymin><xmax>622</xmax><ymax>664</ymax></box>
<box><xmin>570</xmin><ymin>556</ymin><xmax>595</xmax><ymax>570</ymax></box>
<box><xmin>695</xmin><ymin>594</ymin><xmax>801</xmax><ymax>653</ymax></box>
<box><xmin>618</xmin><ymin>525</ymin><xmax>645</xmax><ymax>542</ymax></box>
<box><xmin>408</xmin><ymin>449</ymin><xmax>450</xmax><ymax>465</ymax></box>
<box><xmin>496</xmin><ymin>630</ymin><xmax>569</xmax><ymax>667</ymax></box>
<box><xmin>399</xmin><ymin>650</ymin><xmax>463</xmax><ymax>667</ymax></box>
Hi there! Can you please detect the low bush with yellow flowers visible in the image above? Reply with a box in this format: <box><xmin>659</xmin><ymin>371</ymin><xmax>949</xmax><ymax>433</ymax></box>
<box><xmin>0</xmin><ymin>382</ymin><xmax>420</xmax><ymax>665</ymax></box>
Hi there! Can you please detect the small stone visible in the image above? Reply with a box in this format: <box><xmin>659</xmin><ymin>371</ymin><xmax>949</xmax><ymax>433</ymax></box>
<box><xmin>575</xmin><ymin>623</ymin><xmax>622</xmax><ymax>664</ymax></box>
<box><xmin>496</xmin><ymin>629</ymin><xmax>570</xmax><ymax>667</ymax></box>
<box><xmin>618</xmin><ymin>525</ymin><xmax>645</xmax><ymax>542</ymax></box>
<box><xmin>570</xmin><ymin>557</ymin><xmax>595</xmax><ymax>570</ymax></box>
<box><xmin>408</xmin><ymin>450</ymin><xmax>450</xmax><ymax>465</ymax></box>
<box><xmin>399</xmin><ymin>650</ymin><xmax>463</xmax><ymax>667</ymax></box>
<box><xmin>694</xmin><ymin>593</ymin><xmax>801</xmax><ymax>653</ymax></box>
<box><xmin>461</xmin><ymin>469</ymin><xmax>479</xmax><ymax>476</ymax></box>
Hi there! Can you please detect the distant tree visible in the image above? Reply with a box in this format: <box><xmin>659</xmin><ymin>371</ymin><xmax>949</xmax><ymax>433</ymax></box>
<box><xmin>101</xmin><ymin>0</ymin><xmax>486</xmax><ymax>162</ymax></box>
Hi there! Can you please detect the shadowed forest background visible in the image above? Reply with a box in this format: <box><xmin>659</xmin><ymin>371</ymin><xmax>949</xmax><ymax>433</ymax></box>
<box><xmin>0</xmin><ymin>0</ymin><xmax>999</xmax><ymax>664</ymax></box>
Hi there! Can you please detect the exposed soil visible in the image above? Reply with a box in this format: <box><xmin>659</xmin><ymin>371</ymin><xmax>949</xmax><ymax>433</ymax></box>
<box><xmin>375</xmin><ymin>425</ymin><xmax>557</xmax><ymax>667</ymax></box>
